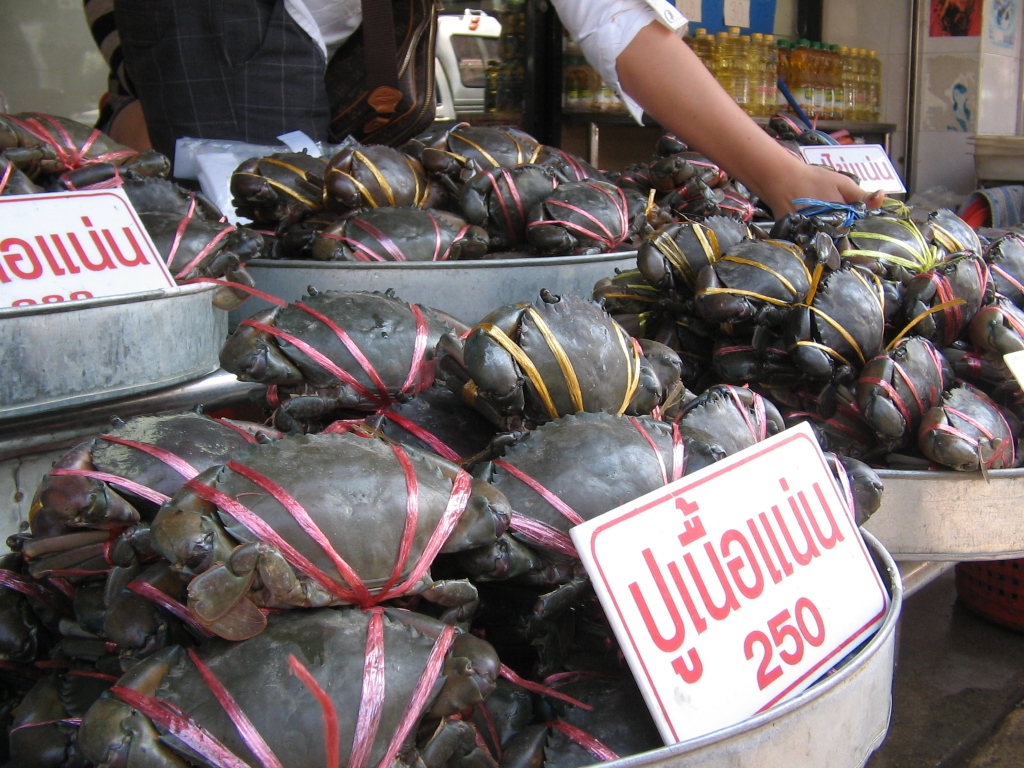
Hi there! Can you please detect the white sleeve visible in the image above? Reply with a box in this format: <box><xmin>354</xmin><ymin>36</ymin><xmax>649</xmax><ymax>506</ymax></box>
<box><xmin>550</xmin><ymin>0</ymin><xmax>687</xmax><ymax>123</ymax></box>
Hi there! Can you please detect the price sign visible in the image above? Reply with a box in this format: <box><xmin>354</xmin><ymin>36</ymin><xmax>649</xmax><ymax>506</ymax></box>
<box><xmin>0</xmin><ymin>189</ymin><xmax>173</xmax><ymax>308</ymax></box>
<box><xmin>798</xmin><ymin>145</ymin><xmax>907</xmax><ymax>194</ymax></box>
<box><xmin>570</xmin><ymin>423</ymin><xmax>889</xmax><ymax>745</ymax></box>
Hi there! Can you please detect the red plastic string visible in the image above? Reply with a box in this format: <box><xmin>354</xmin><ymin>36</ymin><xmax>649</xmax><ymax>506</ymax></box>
<box><xmin>542</xmin><ymin>670</ymin><xmax>615</xmax><ymax>686</ymax></box>
<box><xmin>288</xmin><ymin>655</ymin><xmax>340</xmax><ymax>768</ymax></box>
<box><xmin>498</xmin><ymin>665</ymin><xmax>591</xmax><ymax>710</ymax></box>
<box><xmin>47</xmin><ymin>467</ymin><xmax>170</xmax><ymax>505</ymax></box>
<box><xmin>348</xmin><ymin>609</ymin><xmax>387</xmax><ymax>768</ymax></box>
<box><xmin>475</xmin><ymin>701</ymin><xmax>502</xmax><ymax>760</ymax></box>
<box><xmin>292</xmin><ymin>301</ymin><xmax>391</xmax><ymax>402</ymax></box>
<box><xmin>100</xmin><ymin>435</ymin><xmax>199</xmax><ymax>480</ymax></box>
<box><xmin>380</xmin><ymin>411</ymin><xmax>462</xmax><ymax>462</ymax></box>
<box><xmin>859</xmin><ymin>376</ymin><xmax>912</xmax><ymax>428</ymax></box>
<box><xmin>111</xmin><ymin>685</ymin><xmax>251</xmax><ymax>768</ymax></box>
<box><xmin>127</xmin><ymin>580</ymin><xmax>217</xmax><ymax>638</ymax></box>
<box><xmin>493</xmin><ymin>460</ymin><xmax>584</xmax><ymax>526</ymax></box>
<box><xmin>628</xmin><ymin>417</ymin><xmax>668</xmax><ymax>486</ymax></box>
<box><xmin>68</xmin><ymin>669</ymin><xmax>119</xmax><ymax>681</ymax></box>
<box><xmin>0</xmin><ymin>163</ymin><xmax>12</xmax><ymax>195</ymax></box>
<box><xmin>924</xmin><ymin>272</ymin><xmax>962</xmax><ymax>346</ymax></box>
<box><xmin>397</xmin><ymin>304</ymin><xmax>431</xmax><ymax>399</ymax></box>
<box><xmin>894</xmin><ymin>361</ymin><xmax>927</xmax><ymax>417</ymax></box>
<box><xmin>166</xmin><ymin>198</ymin><xmax>198</xmax><ymax>269</ymax></box>
<box><xmin>429</xmin><ymin>213</ymin><xmax>444</xmax><ymax>261</ymax></box>
<box><xmin>375</xmin><ymin>445</ymin><xmax>421</xmax><ymax>597</ymax></box>
<box><xmin>992</xmin><ymin>264</ymin><xmax>1024</xmax><ymax>297</ymax></box>
<box><xmin>240</xmin><ymin>320</ymin><xmax>378</xmax><ymax>405</ymax></box>
<box><xmin>9</xmin><ymin>717</ymin><xmax>83</xmax><ymax>734</ymax></box>
<box><xmin>187</xmin><ymin>649</ymin><xmax>284</xmax><ymax>768</ymax></box>
<box><xmin>725</xmin><ymin>386</ymin><xmax>764</xmax><ymax>442</ymax></box>
<box><xmin>508</xmin><ymin>512</ymin><xmax>578</xmax><ymax>558</ymax></box>
<box><xmin>222</xmin><ymin>462</ymin><xmax>372</xmax><ymax>606</ymax></box>
<box><xmin>185</xmin><ymin>479</ymin><xmax>356</xmax><ymax>603</ymax></box>
<box><xmin>175</xmin><ymin>225</ymin><xmax>236</xmax><ymax>281</ymax></box>
<box><xmin>441</xmin><ymin>224</ymin><xmax>472</xmax><ymax>261</ymax></box>
<box><xmin>0</xmin><ymin>660</ymin><xmax>45</xmax><ymax>679</ymax></box>
<box><xmin>181</xmin><ymin>277</ymin><xmax>287</xmax><ymax>307</ymax></box>
<box><xmin>0</xmin><ymin>569</ymin><xmax>72</xmax><ymax>615</ymax></box>
<box><xmin>211</xmin><ymin>418</ymin><xmax>260</xmax><ymax>444</ymax></box>
<box><xmin>375</xmin><ymin>624</ymin><xmax>456</xmax><ymax>768</ymax></box>
<box><xmin>546</xmin><ymin>720</ymin><xmax>618</xmax><ymax>761</ymax></box>
<box><xmin>351</xmin><ymin>218</ymin><xmax>407</xmax><ymax>262</ymax></box>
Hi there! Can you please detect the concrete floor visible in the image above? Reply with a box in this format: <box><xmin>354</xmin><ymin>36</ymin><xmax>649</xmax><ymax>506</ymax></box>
<box><xmin>866</xmin><ymin>568</ymin><xmax>1024</xmax><ymax>768</ymax></box>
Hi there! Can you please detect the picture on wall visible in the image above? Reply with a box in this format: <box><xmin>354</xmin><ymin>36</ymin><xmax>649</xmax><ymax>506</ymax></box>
<box><xmin>929</xmin><ymin>0</ymin><xmax>982</xmax><ymax>36</ymax></box>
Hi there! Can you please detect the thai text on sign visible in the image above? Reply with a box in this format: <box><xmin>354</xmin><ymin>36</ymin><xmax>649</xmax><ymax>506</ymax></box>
<box><xmin>570</xmin><ymin>423</ymin><xmax>889</xmax><ymax>745</ymax></box>
<box><xmin>0</xmin><ymin>189</ymin><xmax>173</xmax><ymax>308</ymax></box>
<box><xmin>799</xmin><ymin>144</ymin><xmax>906</xmax><ymax>194</ymax></box>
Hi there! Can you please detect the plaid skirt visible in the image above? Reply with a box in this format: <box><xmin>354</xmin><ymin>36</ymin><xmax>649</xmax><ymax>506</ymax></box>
<box><xmin>115</xmin><ymin>0</ymin><xmax>333</xmax><ymax>160</ymax></box>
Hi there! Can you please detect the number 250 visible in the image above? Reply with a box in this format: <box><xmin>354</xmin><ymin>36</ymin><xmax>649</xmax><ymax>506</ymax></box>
<box><xmin>744</xmin><ymin>597</ymin><xmax>825</xmax><ymax>690</ymax></box>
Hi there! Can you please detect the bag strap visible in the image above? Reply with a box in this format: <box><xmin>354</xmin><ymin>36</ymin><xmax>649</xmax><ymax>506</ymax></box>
<box><xmin>361</xmin><ymin>0</ymin><xmax>403</xmax><ymax>115</ymax></box>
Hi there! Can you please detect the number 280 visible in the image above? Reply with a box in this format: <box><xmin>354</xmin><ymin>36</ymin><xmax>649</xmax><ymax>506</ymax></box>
<box><xmin>744</xmin><ymin>597</ymin><xmax>825</xmax><ymax>690</ymax></box>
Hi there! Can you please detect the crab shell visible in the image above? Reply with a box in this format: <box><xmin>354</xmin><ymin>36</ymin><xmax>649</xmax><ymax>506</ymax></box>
<box><xmin>311</xmin><ymin>206</ymin><xmax>489</xmax><ymax>262</ymax></box>
<box><xmin>323</xmin><ymin>144</ymin><xmax>437</xmax><ymax>213</ymax></box>
<box><xmin>150</xmin><ymin>431</ymin><xmax>511</xmax><ymax>637</ymax></box>
<box><xmin>783</xmin><ymin>265</ymin><xmax>886</xmax><ymax>382</ymax></box>
<box><xmin>969</xmin><ymin>296</ymin><xmax>1024</xmax><ymax>357</ymax></box>
<box><xmin>526</xmin><ymin>180</ymin><xmax>633</xmax><ymax>256</ymax></box>
<box><xmin>899</xmin><ymin>254</ymin><xmax>992</xmax><ymax>347</ymax></box>
<box><xmin>220</xmin><ymin>289</ymin><xmax>458</xmax><ymax>409</ymax></box>
<box><xmin>459</xmin><ymin>164</ymin><xmax>562</xmax><ymax>251</ymax></box>
<box><xmin>637</xmin><ymin>220</ymin><xmax>722</xmax><ymax>294</ymax></box>
<box><xmin>984</xmin><ymin>233</ymin><xmax>1024</xmax><ymax>307</ymax></box>
<box><xmin>436</xmin><ymin>292</ymin><xmax>674</xmax><ymax>430</ymax></box>
<box><xmin>842</xmin><ymin>212</ymin><xmax>932</xmax><ymax>283</ymax></box>
<box><xmin>675</xmin><ymin>384</ymin><xmax>786</xmax><ymax>457</ymax></box>
<box><xmin>413</xmin><ymin>123</ymin><xmax>543</xmax><ymax>178</ymax></box>
<box><xmin>139</xmin><ymin>211</ymin><xmax>261</xmax><ymax>310</ymax></box>
<box><xmin>919</xmin><ymin>384</ymin><xmax>1021</xmax><ymax>471</ymax></box>
<box><xmin>229</xmin><ymin>152</ymin><xmax>328</xmax><ymax>227</ymax></box>
<box><xmin>694</xmin><ymin>238</ymin><xmax>812</xmax><ymax>326</ymax></box>
<box><xmin>924</xmin><ymin>208</ymin><xmax>983</xmax><ymax>259</ymax></box>
<box><xmin>463</xmin><ymin>412</ymin><xmax>723</xmax><ymax>573</ymax></box>
<box><xmin>78</xmin><ymin>608</ymin><xmax>500</xmax><ymax>768</ymax></box>
<box><xmin>856</xmin><ymin>336</ymin><xmax>952</xmax><ymax>450</ymax></box>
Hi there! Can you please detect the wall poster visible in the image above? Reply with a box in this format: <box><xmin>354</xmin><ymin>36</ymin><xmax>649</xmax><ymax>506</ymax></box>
<box><xmin>930</xmin><ymin>0</ymin><xmax>983</xmax><ymax>36</ymax></box>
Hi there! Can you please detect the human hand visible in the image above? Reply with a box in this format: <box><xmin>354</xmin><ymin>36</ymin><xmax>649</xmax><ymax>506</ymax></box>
<box><xmin>760</xmin><ymin>158</ymin><xmax>885</xmax><ymax>219</ymax></box>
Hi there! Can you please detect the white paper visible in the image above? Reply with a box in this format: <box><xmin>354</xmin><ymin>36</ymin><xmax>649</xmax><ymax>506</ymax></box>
<box><xmin>676</xmin><ymin>0</ymin><xmax>701</xmax><ymax>23</ymax></box>
<box><xmin>645</xmin><ymin>0</ymin><xmax>688</xmax><ymax>32</ymax></box>
<box><xmin>724</xmin><ymin>0</ymin><xmax>751</xmax><ymax>28</ymax></box>
<box><xmin>570</xmin><ymin>423</ymin><xmax>889</xmax><ymax>745</ymax></box>
<box><xmin>798</xmin><ymin>144</ymin><xmax>907</xmax><ymax>194</ymax></box>
<box><xmin>1005</xmin><ymin>350</ymin><xmax>1024</xmax><ymax>388</ymax></box>
<box><xmin>277</xmin><ymin>130</ymin><xmax>322</xmax><ymax>156</ymax></box>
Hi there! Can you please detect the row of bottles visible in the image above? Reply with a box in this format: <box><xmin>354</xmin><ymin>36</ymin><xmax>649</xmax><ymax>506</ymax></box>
<box><xmin>484</xmin><ymin>1</ymin><xmax>526</xmax><ymax>114</ymax></box>
<box><xmin>562</xmin><ymin>37</ymin><xmax>627</xmax><ymax>113</ymax></box>
<box><xmin>685</xmin><ymin>28</ymin><xmax>882</xmax><ymax>122</ymax></box>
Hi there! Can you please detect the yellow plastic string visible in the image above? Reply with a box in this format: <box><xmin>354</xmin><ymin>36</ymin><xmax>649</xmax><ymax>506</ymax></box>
<box><xmin>479</xmin><ymin>324</ymin><xmax>560</xmax><ymax>419</ymax></box>
<box><xmin>522</xmin><ymin>306</ymin><xmax>585</xmax><ymax>412</ymax></box>
<box><xmin>354</xmin><ymin>152</ymin><xmax>396</xmax><ymax>207</ymax></box>
<box><xmin>886</xmin><ymin>298</ymin><xmax>968</xmax><ymax>350</ymax></box>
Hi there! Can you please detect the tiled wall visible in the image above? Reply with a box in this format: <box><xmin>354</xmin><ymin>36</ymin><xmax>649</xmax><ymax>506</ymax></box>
<box><xmin>822</xmin><ymin>0</ymin><xmax>913</xmax><ymax>181</ymax></box>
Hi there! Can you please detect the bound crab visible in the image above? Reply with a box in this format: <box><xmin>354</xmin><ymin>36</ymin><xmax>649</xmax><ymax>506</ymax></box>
<box><xmin>220</xmin><ymin>288</ymin><xmax>459</xmax><ymax>432</ymax></box>
<box><xmin>898</xmin><ymin>252</ymin><xmax>992</xmax><ymax>348</ymax></box>
<box><xmin>410</xmin><ymin>123</ymin><xmax>543</xmax><ymax>187</ymax></box>
<box><xmin>918</xmin><ymin>383</ymin><xmax>1021</xmax><ymax>471</ymax></box>
<box><xmin>307</xmin><ymin>206</ymin><xmax>490</xmax><ymax>262</ymax></box>
<box><xmin>147</xmin><ymin>429</ymin><xmax>513</xmax><ymax>638</ymax></box>
<box><xmin>78</xmin><ymin>607</ymin><xmax>502</xmax><ymax>768</ymax></box>
<box><xmin>435</xmin><ymin>291</ymin><xmax>681</xmax><ymax>431</ymax></box>
<box><xmin>230</xmin><ymin>151</ymin><xmax>329</xmax><ymax>228</ymax></box>
<box><xmin>459</xmin><ymin>164</ymin><xmax>563</xmax><ymax>251</ymax></box>
<box><xmin>526</xmin><ymin>180</ymin><xmax>633</xmax><ymax>256</ymax></box>
<box><xmin>323</xmin><ymin>143</ymin><xmax>443</xmax><ymax>213</ymax></box>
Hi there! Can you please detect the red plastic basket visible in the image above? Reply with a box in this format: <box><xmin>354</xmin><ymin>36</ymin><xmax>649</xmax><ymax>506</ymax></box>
<box><xmin>955</xmin><ymin>560</ymin><xmax>1024</xmax><ymax>633</ymax></box>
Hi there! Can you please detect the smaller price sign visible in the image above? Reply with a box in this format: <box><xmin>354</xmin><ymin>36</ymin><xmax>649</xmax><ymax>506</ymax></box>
<box><xmin>799</xmin><ymin>145</ymin><xmax>906</xmax><ymax>194</ymax></box>
<box><xmin>0</xmin><ymin>189</ymin><xmax>173</xmax><ymax>308</ymax></box>
<box><xmin>570</xmin><ymin>423</ymin><xmax>889</xmax><ymax>745</ymax></box>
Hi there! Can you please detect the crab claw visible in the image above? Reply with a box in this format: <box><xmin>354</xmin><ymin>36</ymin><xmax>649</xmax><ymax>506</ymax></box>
<box><xmin>30</xmin><ymin>472</ymin><xmax>140</xmax><ymax>538</ymax></box>
<box><xmin>218</xmin><ymin>308</ymin><xmax>304</xmax><ymax>384</ymax></box>
<box><xmin>428</xmin><ymin>631</ymin><xmax>501</xmax><ymax>717</ymax></box>
<box><xmin>441</xmin><ymin>478</ymin><xmax>512</xmax><ymax>553</ymax></box>
<box><xmin>150</xmin><ymin>474</ymin><xmax>235</xmax><ymax>576</ymax></box>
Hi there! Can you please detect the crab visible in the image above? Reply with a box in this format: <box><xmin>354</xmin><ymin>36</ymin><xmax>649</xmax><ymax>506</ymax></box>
<box><xmin>308</xmin><ymin>206</ymin><xmax>489</xmax><ymax>262</ymax></box>
<box><xmin>434</xmin><ymin>290</ymin><xmax>681</xmax><ymax>431</ymax></box>
<box><xmin>458</xmin><ymin>164</ymin><xmax>562</xmax><ymax>251</ymax></box>
<box><xmin>841</xmin><ymin>210</ymin><xmax>933</xmax><ymax>283</ymax></box>
<box><xmin>674</xmin><ymin>383</ymin><xmax>786</xmax><ymax>456</ymax></box>
<box><xmin>526</xmin><ymin>180</ymin><xmax>633</xmax><ymax>256</ymax></box>
<box><xmin>323</xmin><ymin>143</ymin><xmax>443</xmax><ymax>213</ymax></box>
<box><xmin>220</xmin><ymin>288</ymin><xmax>460</xmax><ymax>432</ymax></box>
<box><xmin>409</xmin><ymin>123</ymin><xmax>543</xmax><ymax>188</ymax></box>
<box><xmin>984</xmin><ymin>232</ymin><xmax>1024</xmax><ymax>308</ymax></box>
<box><xmin>229</xmin><ymin>151</ymin><xmax>329</xmax><ymax>228</ymax></box>
<box><xmin>855</xmin><ymin>335</ymin><xmax>952</xmax><ymax>450</ymax></box>
<box><xmin>969</xmin><ymin>295</ymin><xmax>1024</xmax><ymax>357</ymax></box>
<box><xmin>78</xmin><ymin>607</ymin><xmax>501</xmax><ymax>768</ymax></box>
<box><xmin>918</xmin><ymin>383</ymin><xmax>1021</xmax><ymax>471</ymax></box>
<box><xmin>147</xmin><ymin>430</ymin><xmax>512</xmax><ymax>638</ymax></box>
<box><xmin>899</xmin><ymin>253</ymin><xmax>992</xmax><ymax>348</ymax></box>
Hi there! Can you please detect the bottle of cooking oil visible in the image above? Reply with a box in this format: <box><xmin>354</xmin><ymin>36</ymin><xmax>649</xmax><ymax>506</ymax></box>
<box><xmin>693</xmin><ymin>28</ymin><xmax>714</xmax><ymax>70</ymax></box>
<box><xmin>790</xmin><ymin>40</ymin><xmax>813</xmax><ymax>117</ymax></box>
<box><xmin>868</xmin><ymin>49</ymin><xmax>882</xmax><ymax>121</ymax></box>
<box><xmin>761</xmin><ymin>34</ymin><xmax>778</xmax><ymax>117</ymax></box>
<box><xmin>714</xmin><ymin>31</ymin><xmax>734</xmax><ymax>95</ymax></box>
<box><xmin>807</xmin><ymin>42</ymin><xmax>824</xmax><ymax>118</ymax></box>
<box><xmin>821</xmin><ymin>43</ymin><xmax>837</xmax><ymax>119</ymax></box>
<box><xmin>827</xmin><ymin>44</ymin><xmax>843</xmax><ymax>120</ymax></box>
<box><xmin>749</xmin><ymin>33</ymin><xmax>765</xmax><ymax>116</ymax></box>
<box><xmin>854</xmin><ymin>48</ymin><xmax>869</xmax><ymax>120</ymax></box>
<box><xmin>734</xmin><ymin>34</ymin><xmax>753</xmax><ymax>111</ymax></box>
<box><xmin>839</xmin><ymin>45</ymin><xmax>855</xmax><ymax>121</ymax></box>
<box><xmin>776</xmin><ymin>39</ymin><xmax>791</xmax><ymax>112</ymax></box>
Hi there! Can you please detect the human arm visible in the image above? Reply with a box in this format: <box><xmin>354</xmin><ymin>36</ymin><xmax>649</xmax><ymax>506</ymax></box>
<box><xmin>615</xmin><ymin>21</ymin><xmax>882</xmax><ymax>217</ymax></box>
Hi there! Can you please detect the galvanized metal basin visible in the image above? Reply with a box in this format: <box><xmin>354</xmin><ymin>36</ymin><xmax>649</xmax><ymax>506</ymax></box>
<box><xmin>0</xmin><ymin>283</ymin><xmax>228</xmax><ymax>423</ymax></box>
<box><xmin>225</xmin><ymin>252</ymin><xmax>638</xmax><ymax>330</ymax></box>
<box><xmin>864</xmin><ymin>468</ymin><xmax>1024</xmax><ymax>561</ymax></box>
<box><xmin>587</xmin><ymin>530</ymin><xmax>901</xmax><ymax>768</ymax></box>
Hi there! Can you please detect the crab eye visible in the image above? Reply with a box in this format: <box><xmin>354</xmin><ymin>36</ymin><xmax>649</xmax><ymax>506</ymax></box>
<box><xmin>184</xmin><ymin>531</ymin><xmax>214</xmax><ymax>571</ymax></box>
<box><xmin>244</xmin><ymin>347</ymin><xmax>268</xmax><ymax>380</ymax></box>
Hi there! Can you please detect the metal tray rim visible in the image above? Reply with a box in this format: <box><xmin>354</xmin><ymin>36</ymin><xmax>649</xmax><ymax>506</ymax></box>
<box><xmin>244</xmin><ymin>250</ymin><xmax>639</xmax><ymax>272</ymax></box>
<box><xmin>587</xmin><ymin>530</ymin><xmax>902</xmax><ymax>768</ymax></box>
<box><xmin>0</xmin><ymin>281</ymin><xmax>219</xmax><ymax>320</ymax></box>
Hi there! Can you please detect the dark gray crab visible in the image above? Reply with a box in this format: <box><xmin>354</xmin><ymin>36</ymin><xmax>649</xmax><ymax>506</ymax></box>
<box><xmin>323</xmin><ymin>143</ymin><xmax>443</xmax><ymax>213</ymax></box>
<box><xmin>78</xmin><ymin>607</ymin><xmax>501</xmax><ymax>768</ymax></box>
<box><xmin>918</xmin><ymin>384</ymin><xmax>1021</xmax><ymax>471</ymax></box>
<box><xmin>459</xmin><ymin>164</ymin><xmax>562</xmax><ymax>252</ymax></box>
<box><xmin>435</xmin><ymin>291</ymin><xmax>681</xmax><ymax>431</ymax></box>
<box><xmin>526</xmin><ymin>180</ymin><xmax>633</xmax><ymax>256</ymax></box>
<box><xmin>220</xmin><ymin>288</ymin><xmax>460</xmax><ymax>432</ymax></box>
<box><xmin>230</xmin><ymin>151</ymin><xmax>329</xmax><ymax>228</ymax></box>
<box><xmin>149</xmin><ymin>430</ymin><xmax>512</xmax><ymax>639</ymax></box>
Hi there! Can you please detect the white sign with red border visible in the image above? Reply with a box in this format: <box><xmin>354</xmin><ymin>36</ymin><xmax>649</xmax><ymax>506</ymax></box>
<box><xmin>0</xmin><ymin>188</ymin><xmax>173</xmax><ymax>308</ymax></box>
<box><xmin>799</xmin><ymin>144</ymin><xmax>906</xmax><ymax>194</ymax></box>
<box><xmin>570</xmin><ymin>422</ymin><xmax>890</xmax><ymax>745</ymax></box>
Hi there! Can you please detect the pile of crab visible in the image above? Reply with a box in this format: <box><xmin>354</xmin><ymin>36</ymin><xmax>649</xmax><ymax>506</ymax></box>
<box><xmin>0</xmin><ymin>112</ymin><xmax>261</xmax><ymax>310</ymax></box>
<box><xmin>0</xmin><ymin>266</ymin><xmax>888</xmax><ymax>766</ymax></box>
